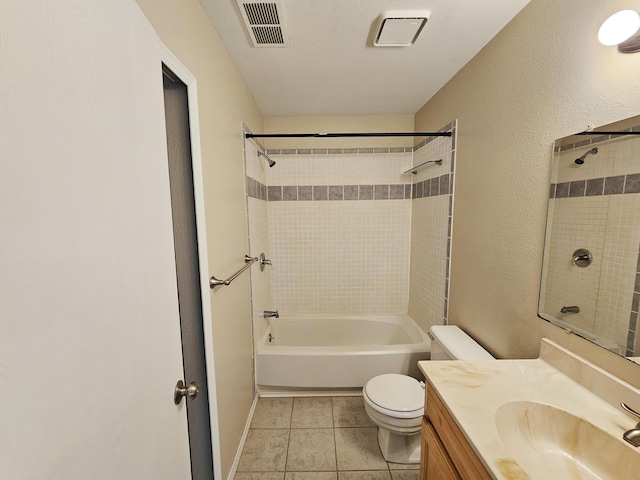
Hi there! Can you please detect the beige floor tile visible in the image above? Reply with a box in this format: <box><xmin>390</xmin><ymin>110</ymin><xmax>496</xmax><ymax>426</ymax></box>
<box><xmin>390</xmin><ymin>470</ymin><xmax>419</xmax><ymax>480</ymax></box>
<box><xmin>251</xmin><ymin>397</ymin><xmax>293</xmax><ymax>429</ymax></box>
<box><xmin>291</xmin><ymin>397</ymin><xmax>333</xmax><ymax>428</ymax></box>
<box><xmin>335</xmin><ymin>428</ymin><xmax>388</xmax><ymax>471</ymax></box>
<box><xmin>237</xmin><ymin>429</ymin><xmax>289</xmax><ymax>472</ymax></box>
<box><xmin>235</xmin><ymin>474</ymin><xmax>285</xmax><ymax>480</ymax></box>
<box><xmin>338</xmin><ymin>471</ymin><xmax>391</xmax><ymax>480</ymax></box>
<box><xmin>331</xmin><ymin>397</ymin><xmax>374</xmax><ymax>427</ymax></box>
<box><xmin>286</xmin><ymin>428</ymin><xmax>337</xmax><ymax>471</ymax></box>
<box><xmin>285</xmin><ymin>473</ymin><xmax>338</xmax><ymax>480</ymax></box>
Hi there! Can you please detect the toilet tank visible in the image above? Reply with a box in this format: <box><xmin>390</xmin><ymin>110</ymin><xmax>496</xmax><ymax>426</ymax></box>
<box><xmin>428</xmin><ymin>325</ymin><xmax>494</xmax><ymax>360</ymax></box>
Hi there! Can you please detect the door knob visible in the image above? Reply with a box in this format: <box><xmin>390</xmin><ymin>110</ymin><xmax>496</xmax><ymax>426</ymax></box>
<box><xmin>174</xmin><ymin>379</ymin><xmax>199</xmax><ymax>405</ymax></box>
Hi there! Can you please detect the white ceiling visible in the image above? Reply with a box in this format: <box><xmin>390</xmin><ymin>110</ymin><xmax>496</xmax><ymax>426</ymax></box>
<box><xmin>200</xmin><ymin>0</ymin><xmax>531</xmax><ymax>117</ymax></box>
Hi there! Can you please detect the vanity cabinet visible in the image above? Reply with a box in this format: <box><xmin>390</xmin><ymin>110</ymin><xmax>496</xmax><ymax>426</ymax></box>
<box><xmin>421</xmin><ymin>418</ymin><xmax>461</xmax><ymax>480</ymax></box>
<box><xmin>420</xmin><ymin>381</ymin><xmax>492</xmax><ymax>480</ymax></box>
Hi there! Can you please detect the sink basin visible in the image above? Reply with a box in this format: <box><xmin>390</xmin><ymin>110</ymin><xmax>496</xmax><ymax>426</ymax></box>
<box><xmin>495</xmin><ymin>401</ymin><xmax>640</xmax><ymax>480</ymax></box>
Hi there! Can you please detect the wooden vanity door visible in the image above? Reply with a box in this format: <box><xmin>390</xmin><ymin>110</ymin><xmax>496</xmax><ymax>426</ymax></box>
<box><xmin>421</xmin><ymin>418</ymin><xmax>462</xmax><ymax>480</ymax></box>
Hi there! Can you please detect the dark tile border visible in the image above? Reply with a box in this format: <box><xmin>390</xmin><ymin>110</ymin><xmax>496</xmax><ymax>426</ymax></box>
<box><xmin>555</xmin><ymin>124</ymin><xmax>640</xmax><ymax>153</ymax></box>
<box><xmin>246</xmin><ymin>176</ymin><xmax>267</xmax><ymax>200</ymax></box>
<box><xmin>266</xmin><ymin>147</ymin><xmax>414</xmax><ymax>155</ymax></box>
<box><xmin>251</xmin><ymin>152</ymin><xmax>454</xmax><ymax>202</ymax></box>
<box><xmin>413</xmin><ymin>122</ymin><xmax>455</xmax><ymax>152</ymax></box>
<box><xmin>411</xmin><ymin>174</ymin><xmax>453</xmax><ymax>199</ymax></box>
<box><xmin>247</xmin><ymin>179</ymin><xmax>412</xmax><ymax>201</ymax></box>
<box><xmin>550</xmin><ymin>173</ymin><xmax>640</xmax><ymax>198</ymax></box>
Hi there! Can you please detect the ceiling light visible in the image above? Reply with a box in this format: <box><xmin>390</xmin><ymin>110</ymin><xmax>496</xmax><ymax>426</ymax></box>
<box><xmin>372</xmin><ymin>10</ymin><xmax>429</xmax><ymax>47</ymax></box>
<box><xmin>598</xmin><ymin>10</ymin><xmax>640</xmax><ymax>52</ymax></box>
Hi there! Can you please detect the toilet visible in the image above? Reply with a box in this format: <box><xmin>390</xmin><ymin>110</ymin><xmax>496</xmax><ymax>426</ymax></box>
<box><xmin>363</xmin><ymin>325</ymin><xmax>494</xmax><ymax>464</ymax></box>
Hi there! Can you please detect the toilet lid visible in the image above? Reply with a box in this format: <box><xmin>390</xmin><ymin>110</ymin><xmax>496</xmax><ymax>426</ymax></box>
<box><xmin>364</xmin><ymin>374</ymin><xmax>424</xmax><ymax>414</ymax></box>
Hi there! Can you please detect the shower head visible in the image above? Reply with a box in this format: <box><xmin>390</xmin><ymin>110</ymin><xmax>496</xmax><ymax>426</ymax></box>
<box><xmin>575</xmin><ymin>147</ymin><xmax>598</xmax><ymax>165</ymax></box>
<box><xmin>258</xmin><ymin>151</ymin><xmax>276</xmax><ymax>167</ymax></box>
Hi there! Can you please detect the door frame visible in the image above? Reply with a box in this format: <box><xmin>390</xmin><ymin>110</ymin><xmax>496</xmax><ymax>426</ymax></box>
<box><xmin>160</xmin><ymin>43</ymin><xmax>221</xmax><ymax>479</ymax></box>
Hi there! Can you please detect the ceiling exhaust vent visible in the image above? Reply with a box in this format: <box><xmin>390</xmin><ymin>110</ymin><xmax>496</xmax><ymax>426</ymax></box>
<box><xmin>236</xmin><ymin>0</ymin><xmax>288</xmax><ymax>47</ymax></box>
<box><xmin>372</xmin><ymin>10</ymin><xmax>430</xmax><ymax>47</ymax></box>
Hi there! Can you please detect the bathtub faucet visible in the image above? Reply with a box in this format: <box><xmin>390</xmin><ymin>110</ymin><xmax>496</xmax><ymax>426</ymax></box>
<box><xmin>263</xmin><ymin>310</ymin><xmax>279</xmax><ymax>319</ymax></box>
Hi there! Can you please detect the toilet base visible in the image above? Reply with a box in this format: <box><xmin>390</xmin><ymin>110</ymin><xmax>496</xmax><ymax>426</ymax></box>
<box><xmin>377</xmin><ymin>427</ymin><xmax>421</xmax><ymax>464</ymax></box>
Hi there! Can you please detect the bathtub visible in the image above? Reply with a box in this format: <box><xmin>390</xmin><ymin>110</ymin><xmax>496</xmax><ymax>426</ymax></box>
<box><xmin>256</xmin><ymin>314</ymin><xmax>430</xmax><ymax>388</ymax></box>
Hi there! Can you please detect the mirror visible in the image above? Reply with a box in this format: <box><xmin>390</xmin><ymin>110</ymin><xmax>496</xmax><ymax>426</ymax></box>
<box><xmin>539</xmin><ymin>115</ymin><xmax>640</xmax><ymax>362</ymax></box>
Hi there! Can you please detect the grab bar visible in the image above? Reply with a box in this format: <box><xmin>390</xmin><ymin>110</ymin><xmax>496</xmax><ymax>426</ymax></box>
<box><xmin>210</xmin><ymin>254</ymin><xmax>268</xmax><ymax>289</ymax></box>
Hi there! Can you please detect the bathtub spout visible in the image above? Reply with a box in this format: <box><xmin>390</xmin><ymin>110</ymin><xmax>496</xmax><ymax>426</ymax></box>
<box><xmin>264</xmin><ymin>310</ymin><xmax>279</xmax><ymax>319</ymax></box>
<box><xmin>560</xmin><ymin>305</ymin><xmax>580</xmax><ymax>314</ymax></box>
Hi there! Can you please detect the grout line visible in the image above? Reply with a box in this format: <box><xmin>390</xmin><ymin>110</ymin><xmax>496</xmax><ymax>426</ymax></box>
<box><xmin>283</xmin><ymin>397</ymin><xmax>294</xmax><ymax>472</ymax></box>
<box><xmin>332</xmin><ymin>397</ymin><xmax>339</xmax><ymax>474</ymax></box>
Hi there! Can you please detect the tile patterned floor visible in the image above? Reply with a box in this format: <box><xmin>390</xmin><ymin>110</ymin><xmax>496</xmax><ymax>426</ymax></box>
<box><xmin>235</xmin><ymin>397</ymin><xmax>420</xmax><ymax>480</ymax></box>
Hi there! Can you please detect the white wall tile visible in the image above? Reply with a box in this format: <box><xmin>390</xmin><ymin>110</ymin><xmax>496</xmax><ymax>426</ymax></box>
<box><xmin>245</xmin><ymin>127</ymin><xmax>454</xmax><ymax>336</ymax></box>
<box><xmin>268</xmin><ymin>199</ymin><xmax>411</xmax><ymax>315</ymax></box>
<box><xmin>266</xmin><ymin>153</ymin><xmax>412</xmax><ymax>186</ymax></box>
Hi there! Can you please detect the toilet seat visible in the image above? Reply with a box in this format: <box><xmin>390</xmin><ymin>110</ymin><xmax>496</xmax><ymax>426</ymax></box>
<box><xmin>363</xmin><ymin>374</ymin><xmax>424</xmax><ymax>419</ymax></box>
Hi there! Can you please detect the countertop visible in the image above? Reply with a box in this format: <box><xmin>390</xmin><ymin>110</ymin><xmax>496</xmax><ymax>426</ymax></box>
<box><xmin>418</xmin><ymin>339</ymin><xmax>640</xmax><ymax>480</ymax></box>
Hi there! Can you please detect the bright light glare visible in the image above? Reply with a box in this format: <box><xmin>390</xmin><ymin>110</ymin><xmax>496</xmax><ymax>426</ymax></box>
<box><xmin>598</xmin><ymin>10</ymin><xmax>640</xmax><ymax>46</ymax></box>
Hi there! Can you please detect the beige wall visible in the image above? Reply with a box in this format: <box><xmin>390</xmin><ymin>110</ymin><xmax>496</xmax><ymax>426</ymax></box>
<box><xmin>134</xmin><ymin>0</ymin><xmax>263</xmax><ymax>477</ymax></box>
<box><xmin>415</xmin><ymin>0</ymin><xmax>640</xmax><ymax>385</ymax></box>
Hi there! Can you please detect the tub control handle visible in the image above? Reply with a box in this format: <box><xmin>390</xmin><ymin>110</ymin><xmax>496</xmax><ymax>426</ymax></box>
<box><xmin>259</xmin><ymin>253</ymin><xmax>272</xmax><ymax>272</ymax></box>
<box><xmin>572</xmin><ymin>249</ymin><xmax>592</xmax><ymax>267</ymax></box>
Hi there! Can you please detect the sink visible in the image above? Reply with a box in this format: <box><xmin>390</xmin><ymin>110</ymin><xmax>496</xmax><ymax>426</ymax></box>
<box><xmin>495</xmin><ymin>401</ymin><xmax>640</xmax><ymax>480</ymax></box>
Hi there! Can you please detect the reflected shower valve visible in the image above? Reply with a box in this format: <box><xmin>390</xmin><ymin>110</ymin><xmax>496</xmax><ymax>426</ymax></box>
<box><xmin>572</xmin><ymin>249</ymin><xmax>592</xmax><ymax>267</ymax></box>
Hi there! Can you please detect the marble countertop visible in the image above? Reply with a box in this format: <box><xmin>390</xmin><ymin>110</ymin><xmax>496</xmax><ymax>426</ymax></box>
<box><xmin>418</xmin><ymin>339</ymin><xmax>640</xmax><ymax>480</ymax></box>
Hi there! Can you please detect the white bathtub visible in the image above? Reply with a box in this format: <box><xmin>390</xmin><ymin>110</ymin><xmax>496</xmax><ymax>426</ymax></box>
<box><xmin>256</xmin><ymin>314</ymin><xmax>430</xmax><ymax>388</ymax></box>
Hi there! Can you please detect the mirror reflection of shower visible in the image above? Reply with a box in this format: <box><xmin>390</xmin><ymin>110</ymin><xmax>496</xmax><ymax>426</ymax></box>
<box><xmin>258</xmin><ymin>151</ymin><xmax>276</xmax><ymax>167</ymax></box>
<box><xmin>574</xmin><ymin>147</ymin><xmax>598</xmax><ymax>165</ymax></box>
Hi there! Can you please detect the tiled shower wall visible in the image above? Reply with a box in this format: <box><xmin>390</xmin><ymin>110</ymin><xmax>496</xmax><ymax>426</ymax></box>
<box><xmin>408</xmin><ymin>123</ymin><xmax>456</xmax><ymax>334</ymax></box>
<box><xmin>265</xmin><ymin>150</ymin><xmax>413</xmax><ymax>315</ymax></box>
<box><xmin>244</xmin><ymin>122</ymin><xmax>456</xmax><ymax>336</ymax></box>
<box><xmin>542</xmin><ymin>133</ymin><xmax>640</xmax><ymax>355</ymax></box>
<box><xmin>244</xmin><ymin>137</ymin><xmax>274</xmax><ymax>346</ymax></box>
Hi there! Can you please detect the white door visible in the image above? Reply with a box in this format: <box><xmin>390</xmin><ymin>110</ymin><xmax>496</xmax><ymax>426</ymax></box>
<box><xmin>0</xmin><ymin>1</ymin><xmax>192</xmax><ymax>478</ymax></box>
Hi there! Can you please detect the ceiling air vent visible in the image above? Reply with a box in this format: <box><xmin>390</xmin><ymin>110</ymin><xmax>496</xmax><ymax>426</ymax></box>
<box><xmin>236</xmin><ymin>0</ymin><xmax>288</xmax><ymax>47</ymax></box>
<box><xmin>372</xmin><ymin>10</ymin><xmax>430</xmax><ymax>47</ymax></box>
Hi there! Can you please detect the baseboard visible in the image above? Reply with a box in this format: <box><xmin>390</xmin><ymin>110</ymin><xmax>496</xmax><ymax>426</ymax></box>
<box><xmin>226</xmin><ymin>393</ymin><xmax>259</xmax><ymax>480</ymax></box>
<box><xmin>257</xmin><ymin>386</ymin><xmax>363</xmax><ymax>397</ymax></box>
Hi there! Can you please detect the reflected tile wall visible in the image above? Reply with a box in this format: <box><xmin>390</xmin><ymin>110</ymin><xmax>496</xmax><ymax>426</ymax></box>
<box><xmin>545</xmin><ymin>134</ymin><xmax>640</xmax><ymax>354</ymax></box>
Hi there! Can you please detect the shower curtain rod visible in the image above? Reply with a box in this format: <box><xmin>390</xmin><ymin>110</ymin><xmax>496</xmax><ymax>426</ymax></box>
<box><xmin>576</xmin><ymin>131</ymin><xmax>640</xmax><ymax>135</ymax></box>
<box><xmin>245</xmin><ymin>131</ymin><xmax>452</xmax><ymax>139</ymax></box>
